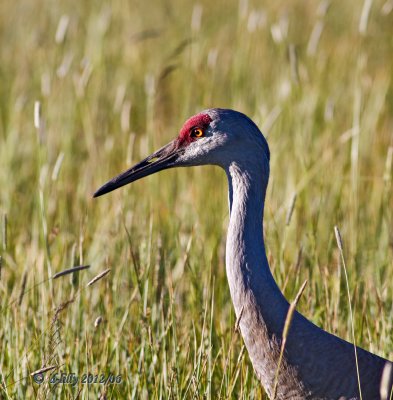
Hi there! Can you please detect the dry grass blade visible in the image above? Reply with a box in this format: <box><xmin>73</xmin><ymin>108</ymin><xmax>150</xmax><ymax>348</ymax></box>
<box><xmin>359</xmin><ymin>0</ymin><xmax>373</xmax><ymax>34</ymax></box>
<box><xmin>55</xmin><ymin>15</ymin><xmax>69</xmax><ymax>44</ymax></box>
<box><xmin>380</xmin><ymin>362</ymin><xmax>393</xmax><ymax>400</ymax></box>
<box><xmin>235</xmin><ymin>305</ymin><xmax>244</xmax><ymax>332</ymax></box>
<box><xmin>285</xmin><ymin>193</ymin><xmax>297</xmax><ymax>226</ymax></box>
<box><xmin>53</xmin><ymin>298</ymin><xmax>75</xmax><ymax>321</ymax></box>
<box><xmin>18</xmin><ymin>271</ymin><xmax>28</xmax><ymax>306</ymax></box>
<box><xmin>52</xmin><ymin>265</ymin><xmax>90</xmax><ymax>279</ymax></box>
<box><xmin>94</xmin><ymin>316</ymin><xmax>103</xmax><ymax>328</ymax></box>
<box><xmin>272</xmin><ymin>279</ymin><xmax>308</xmax><ymax>399</ymax></box>
<box><xmin>334</xmin><ymin>226</ymin><xmax>363</xmax><ymax>400</ymax></box>
<box><xmin>30</xmin><ymin>365</ymin><xmax>57</xmax><ymax>376</ymax></box>
<box><xmin>2</xmin><ymin>213</ymin><xmax>7</xmax><ymax>251</ymax></box>
<box><xmin>87</xmin><ymin>268</ymin><xmax>111</xmax><ymax>287</ymax></box>
<box><xmin>34</xmin><ymin>101</ymin><xmax>41</xmax><ymax>129</ymax></box>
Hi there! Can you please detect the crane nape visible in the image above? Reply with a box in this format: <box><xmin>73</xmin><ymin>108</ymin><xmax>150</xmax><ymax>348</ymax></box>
<box><xmin>94</xmin><ymin>108</ymin><xmax>393</xmax><ymax>400</ymax></box>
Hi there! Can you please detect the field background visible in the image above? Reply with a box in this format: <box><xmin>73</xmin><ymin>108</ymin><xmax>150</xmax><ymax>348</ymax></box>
<box><xmin>1</xmin><ymin>0</ymin><xmax>393</xmax><ymax>398</ymax></box>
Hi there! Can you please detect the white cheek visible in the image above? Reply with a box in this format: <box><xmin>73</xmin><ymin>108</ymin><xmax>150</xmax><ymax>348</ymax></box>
<box><xmin>178</xmin><ymin>135</ymin><xmax>228</xmax><ymax>164</ymax></box>
<box><xmin>178</xmin><ymin>142</ymin><xmax>207</xmax><ymax>162</ymax></box>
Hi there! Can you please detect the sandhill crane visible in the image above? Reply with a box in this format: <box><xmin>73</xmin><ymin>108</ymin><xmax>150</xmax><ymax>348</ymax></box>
<box><xmin>94</xmin><ymin>108</ymin><xmax>393</xmax><ymax>399</ymax></box>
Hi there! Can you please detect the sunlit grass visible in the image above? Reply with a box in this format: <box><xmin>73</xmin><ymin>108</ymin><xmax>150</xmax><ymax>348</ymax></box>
<box><xmin>0</xmin><ymin>0</ymin><xmax>392</xmax><ymax>398</ymax></box>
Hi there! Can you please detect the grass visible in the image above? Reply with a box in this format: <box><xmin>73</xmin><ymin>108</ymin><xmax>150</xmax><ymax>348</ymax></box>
<box><xmin>0</xmin><ymin>0</ymin><xmax>392</xmax><ymax>398</ymax></box>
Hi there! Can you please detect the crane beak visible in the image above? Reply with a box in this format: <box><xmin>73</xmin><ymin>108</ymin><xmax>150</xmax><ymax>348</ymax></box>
<box><xmin>93</xmin><ymin>140</ymin><xmax>181</xmax><ymax>198</ymax></box>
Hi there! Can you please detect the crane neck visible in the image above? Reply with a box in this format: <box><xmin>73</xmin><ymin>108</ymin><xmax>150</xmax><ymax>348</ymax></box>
<box><xmin>225</xmin><ymin>158</ymin><xmax>289</xmax><ymax>344</ymax></box>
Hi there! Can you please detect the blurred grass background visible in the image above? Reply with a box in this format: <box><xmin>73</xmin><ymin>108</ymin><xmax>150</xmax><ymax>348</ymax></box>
<box><xmin>0</xmin><ymin>0</ymin><xmax>393</xmax><ymax>398</ymax></box>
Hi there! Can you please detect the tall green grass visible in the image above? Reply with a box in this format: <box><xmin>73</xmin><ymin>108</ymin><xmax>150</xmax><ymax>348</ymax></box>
<box><xmin>0</xmin><ymin>0</ymin><xmax>392</xmax><ymax>398</ymax></box>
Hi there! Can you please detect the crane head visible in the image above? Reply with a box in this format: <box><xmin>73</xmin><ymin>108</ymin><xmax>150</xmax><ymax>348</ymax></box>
<box><xmin>93</xmin><ymin>108</ymin><xmax>270</xmax><ymax>197</ymax></box>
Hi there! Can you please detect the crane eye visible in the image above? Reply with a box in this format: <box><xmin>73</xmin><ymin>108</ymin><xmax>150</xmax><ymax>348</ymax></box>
<box><xmin>191</xmin><ymin>128</ymin><xmax>204</xmax><ymax>138</ymax></box>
